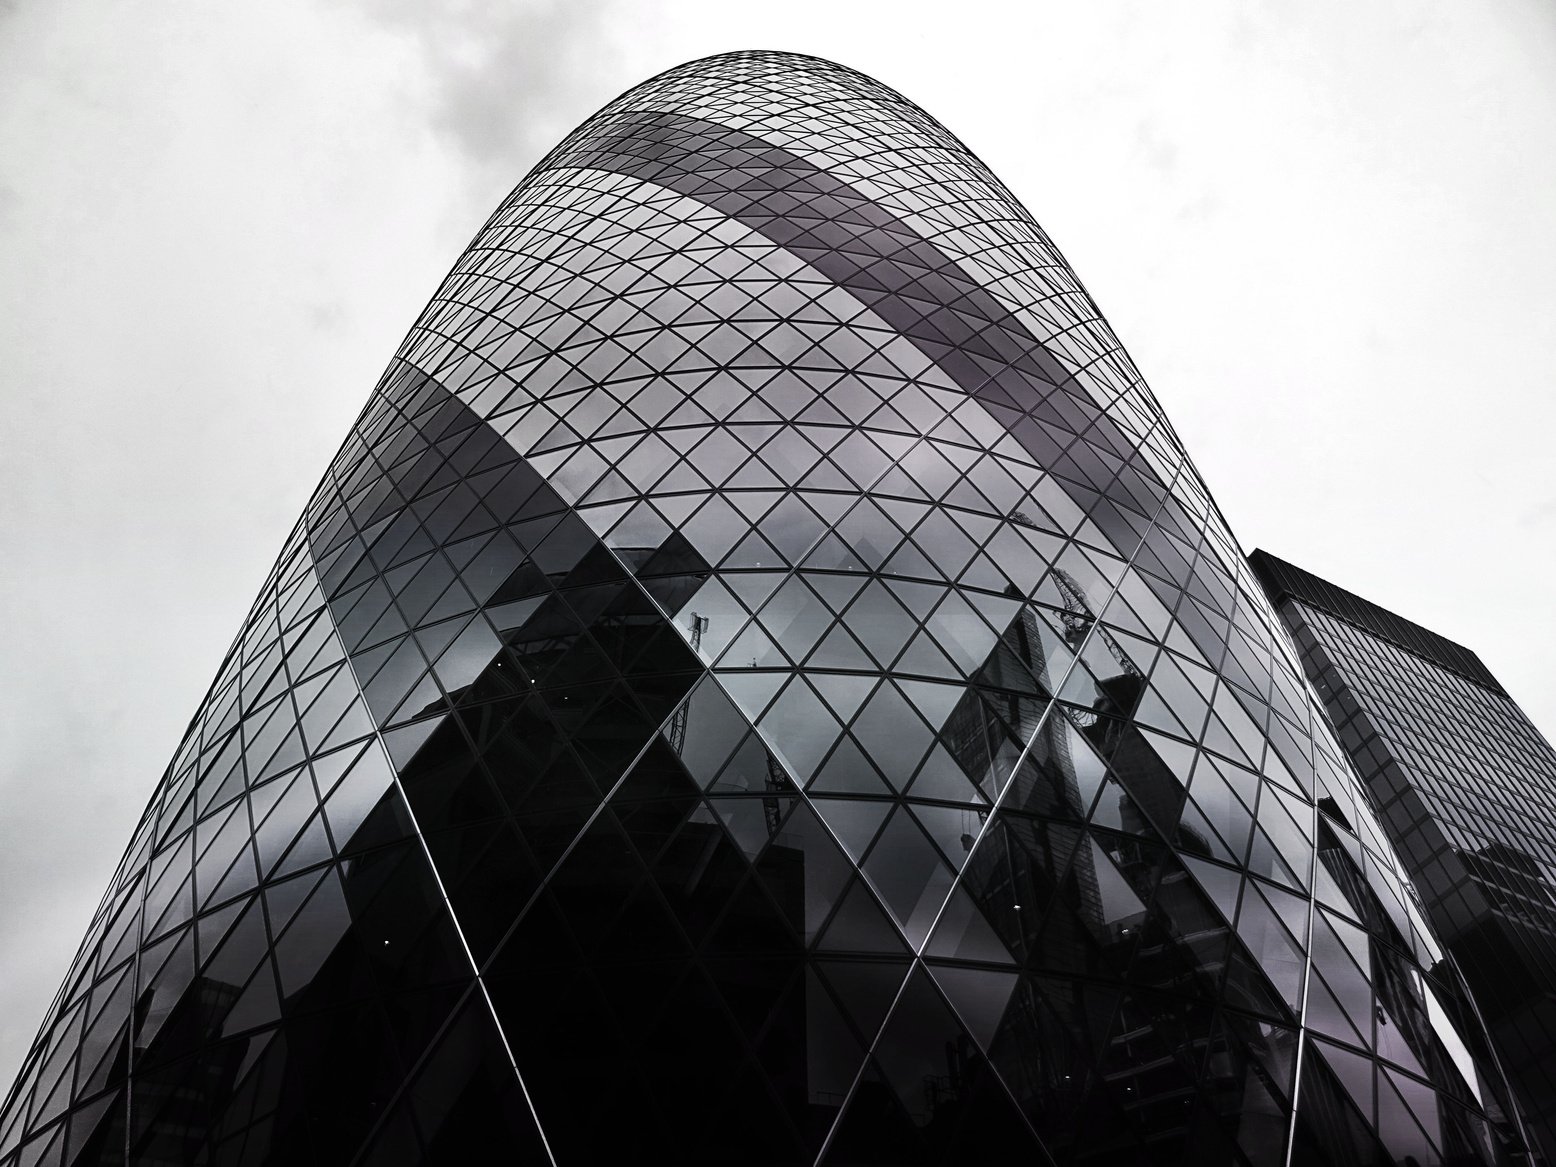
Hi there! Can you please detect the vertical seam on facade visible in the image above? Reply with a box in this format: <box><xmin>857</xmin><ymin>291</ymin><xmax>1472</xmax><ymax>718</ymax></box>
<box><xmin>811</xmin><ymin>457</ymin><xmax>1185</xmax><ymax>1167</ymax></box>
<box><xmin>1283</xmin><ymin>706</ymin><xmax>1321</xmax><ymax>1167</ymax></box>
<box><xmin>467</xmin><ymin>423</ymin><xmax>980</xmax><ymax>969</ymax></box>
<box><xmin>111</xmin><ymin>529</ymin><xmax>296</xmax><ymax>1167</ymax></box>
<box><xmin>310</xmin><ymin>553</ymin><xmax>562</xmax><ymax>1167</ymax></box>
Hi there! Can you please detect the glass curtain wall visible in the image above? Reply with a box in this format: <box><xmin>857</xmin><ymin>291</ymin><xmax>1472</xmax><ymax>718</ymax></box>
<box><xmin>0</xmin><ymin>51</ymin><xmax>1532</xmax><ymax>1167</ymax></box>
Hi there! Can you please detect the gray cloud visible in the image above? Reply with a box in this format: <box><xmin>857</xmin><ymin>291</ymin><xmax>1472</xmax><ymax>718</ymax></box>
<box><xmin>348</xmin><ymin>0</ymin><xmax>637</xmax><ymax>182</ymax></box>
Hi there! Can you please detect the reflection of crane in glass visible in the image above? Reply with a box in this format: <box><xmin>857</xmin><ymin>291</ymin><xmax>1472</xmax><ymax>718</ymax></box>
<box><xmin>666</xmin><ymin>609</ymin><xmax>787</xmax><ymax>837</ymax></box>
<box><xmin>667</xmin><ymin>612</ymin><xmax>709</xmax><ymax>754</ymax></box>
<box><xmin>764</xmin><ymin>753</ymin><xmax>788</xmax><ymax>838</ymax></box>
<box><xmin>1049</xmin><ymin>564</ymin><xmax>1140</xmax><ymax>728</ymax></box>
<box><xmin>1050</xmin><ymin>568</ymin><xmax>1139</xmax><ymax>678</ymax></box>
<box><xmin>1009</xmin><ymin>511</ymin><xmax>1138</xmax><ymax>682</ymax></box>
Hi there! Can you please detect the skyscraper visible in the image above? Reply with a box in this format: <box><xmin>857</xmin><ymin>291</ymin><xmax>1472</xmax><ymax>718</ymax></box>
<box><xmin>1253</xmin><ymin>549</ymin><xmax>1556</xmax><ymax>1163</ymax></box>
<box><xmin>0</xmin><ymin>51</ymin><xmax>1534</xmax><ymax>1166</ymax></box>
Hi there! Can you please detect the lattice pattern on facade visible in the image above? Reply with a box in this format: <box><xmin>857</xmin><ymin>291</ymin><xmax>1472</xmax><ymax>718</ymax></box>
<box><xmin>0</xmin><ymin>51</ymin><xmax>1528</xmax><ymax>1167</ymax></box>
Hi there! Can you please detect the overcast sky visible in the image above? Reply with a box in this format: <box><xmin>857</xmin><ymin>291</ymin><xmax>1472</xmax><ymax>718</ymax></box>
<box><xmin>2</xmin><ymin>0</ymin><xmax>1553</xmax><ymax>1090</ymax></box>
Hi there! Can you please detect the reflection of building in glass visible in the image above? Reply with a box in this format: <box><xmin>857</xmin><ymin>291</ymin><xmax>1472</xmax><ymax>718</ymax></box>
<box><xmin>0</xmin><ymin>51</ymin><xmax>1540</xmax><ymax>1167</ymax></box>
<box><xmin>1254</xmin><ymin>549</ymin><xmax>1556</xmax><ymax>1163</ymax></box>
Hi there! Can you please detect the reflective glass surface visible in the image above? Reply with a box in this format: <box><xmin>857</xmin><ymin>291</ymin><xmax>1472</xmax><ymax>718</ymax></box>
<box><xmin>0</xmin><ymin>51</ymin><xmax>1529</xmax><ymax>1167</ymax></box>
<box><xmin>1255</xmin><ymin>550</ymin><xmax>1556</xmax><ymax>1163</ymax></box>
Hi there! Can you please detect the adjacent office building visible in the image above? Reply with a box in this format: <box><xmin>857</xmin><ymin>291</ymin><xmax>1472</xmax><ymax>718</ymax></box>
<box><xmin>1253</xmin><ymin>550</ymin><xmax>1556</xmax><ymax>1163</ymax></box>
<box><xmin>0</xmin><ymin>51</ymin><xmax>1541</xmax><ymax>1166</ymax></box>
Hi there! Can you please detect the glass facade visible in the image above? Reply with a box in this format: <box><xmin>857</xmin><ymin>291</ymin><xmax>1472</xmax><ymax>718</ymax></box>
<box><xmin>0</xmin><ymin>50</ymin><xmax>1534</xmax><ymax>1166</ymax></box>
<box><xmin>1254</xmin><ymin>550</ymin><xmax>1556</xmax><ymax>1164</ymax></box>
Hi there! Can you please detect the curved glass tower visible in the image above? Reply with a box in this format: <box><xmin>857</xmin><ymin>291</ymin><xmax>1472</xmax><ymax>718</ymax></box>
<box><xmin>0</xmin><ymin>51</ymin><xmax>1530</xmax><ymax>1167</ymax></box>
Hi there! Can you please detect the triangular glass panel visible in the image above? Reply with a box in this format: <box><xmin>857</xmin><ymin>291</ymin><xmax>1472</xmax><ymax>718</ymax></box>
<box><xmin>926</xmin><ymin>963</ymin><xmax>1018</xmax><ymax>1053</ymax></box>
<box><xmin>809</xmin><ymin>799</ymin><xmax>892</xmax><ymax>865</ymax></box>
<box><xmin>909</xmin><ymin>803</ymin><xmax>985</xmax><ymax>872</ymax></box>
<box><xmin>923</xmin><ymin>883</ymin><xmax>1017</xmax><ymax>965</ymax></box>
<box><xmin>815</xmin><ymin>877</ymin><xmax>909</xmax><ymax>956</ymax></box>
<box><xmin>906</xmin><ymin>744</ymin><xmax>987</xmax><ymax>805</ymax></box>
<box><xmin>713</xmin><ymin>669</ymin><xmax>787</xmax><ymax>726</ymax></box>
<box><xmin>814</xmin><ymin>959</ymin><xmax>912</xmax><ymax>1055</ymax></box>
<box><xmin>717</xmin><ymin>619</ymin><xmax>791</xmax><ymax>670</ymax></box>
<box><xmin>807</xmin><ymin>672</ymin><xmax>878</xmax><ymax>724</ymax></box>
<box><xmin>863</xmin><ymin>809</ymin><xmax>956</xmax><ymax>948</ymax></box>
<box><xmin>808</xmin><ymin>735</ymin><xmax>895</xmax><ymax>797</ymax></box>
<box><xmin>804</xmin><ymin>622</ymin><xmax>877</xmax><ymax>670</ymax></box>
<box><xmin>707</xmin><ymin>796</ymin><xmax>788</xmax><ymax>862</ymax></box>
<box><xmin>757</xmin><ymin>677</ymin><xmax>841</xmax><ymax>782</ymax></box>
